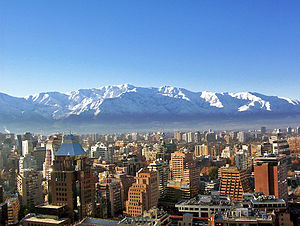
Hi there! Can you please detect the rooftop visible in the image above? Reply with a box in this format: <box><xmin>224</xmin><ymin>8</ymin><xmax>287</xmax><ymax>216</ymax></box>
<box><xmin>176</xmin><ymin>194</ymin><xmax>231</xmax><ymax>206</ymax></box>
<box><xmin>76</xmin><ymin>218</ymin><xmax>118</xmax><ymax>225</ymax></box>
<box><xmin>55</xmin><ymin>135</ymin><xmax>86</xmax><ymax>156</ymax></box>
<box><xmin>36</xmin><ymin>204</ymin><xmax>66</xmax><ymax>210</ymax></box>
<box><xmin>24</xmin><ymin>215</ymin><xmax>69</xmax><ymax>224</ymax></box>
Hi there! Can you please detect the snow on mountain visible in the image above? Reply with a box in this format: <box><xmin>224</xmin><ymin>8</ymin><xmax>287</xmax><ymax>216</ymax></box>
<box><xmin>1</xmin><ymin>85</ymin><xmax>300</xmax><ymax>123</ymax></box>
<box><xmin>200</xmin><ymin>91</ymin><xmax>224</xmax><ymax>108</ymax></box>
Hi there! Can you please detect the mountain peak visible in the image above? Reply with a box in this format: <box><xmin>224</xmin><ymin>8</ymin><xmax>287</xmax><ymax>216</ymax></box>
<box><xmin>0</xmin><ymin>85</ymin><xmax>299</xmax><ymax>124</ymax></box>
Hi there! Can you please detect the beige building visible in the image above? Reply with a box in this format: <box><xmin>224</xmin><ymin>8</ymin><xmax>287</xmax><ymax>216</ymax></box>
<box><xmin>17</xmin><ymin>169</ymin><xmax>43</xmax><ymax>208</ymax></box>
<box><xmin>194</xmin><ymin>144</ymin><xmax>209</xmax><ymax>157</ymax></box>
<box><xmin>167</xmin><ymin>151</ymin><xmax>200</xmax><ymax>201</ymax></box>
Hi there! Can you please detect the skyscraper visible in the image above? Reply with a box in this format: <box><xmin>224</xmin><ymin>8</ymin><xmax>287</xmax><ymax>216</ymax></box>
<box><xmin>261</xmin><ymin>126</ymin><xmax>266</xmax><ymax>135</ymax></box>
<box><xmin>21</xmin><ymin>140</ymin><xmax>33</xmax><ymax>156</ymax></box>
<box><xmin>167</xmin><ymin>150</ymin><xmax>200</xmax><ymax>201</ymax></box>
<box><xmin>49</xmin><ymin>135</ymin><xmax>96</xmax><ymax>221</ymax></box>
<box><xmin>148</xmin><ymin>159</ymin><xmax>169</xmax><ymax>198</ymax></box>
<box><xmin>125</xmin><ymin>168</ymin><xmax>159</xmax><ymax>216</ymax></box>
<box><xmin>219</xmin><ymin>166</ymin><xmax>252</xmax><ymax>202</ymax></box>
<box><xmin>254</xmin><ymin>155</ymin><xmax>288</xmax><ymax>200</ymax></box>
<box><xmin>17</xmin><ymin>169</ymin><xmax>43</xmax><ymax>208</ymax></box>
<box><xmin>194</xmin><ymin>144</ymin><xmax>209</xmax><ymax>157</ymax></box>
<box><xmin>97</xmin><ymin>174</ymin><xmax>123</xmax><ymax>218</ymax></box>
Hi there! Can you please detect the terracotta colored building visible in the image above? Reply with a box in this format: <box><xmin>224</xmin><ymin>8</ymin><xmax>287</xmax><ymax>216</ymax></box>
<box><xmin>125</xmin><ymin>168</ymin><xmax>159</xmax><ymax>216</ymax></box>
<box><xmin>219</xmin><ymin>166</ymin><xmax>252</xmax><ymax>202</ymax></box>
<box><xmin>49</xmin><ymin>135</ymin><xmax>96</xmax><ymax>221</ymax></box>
<box><xmin>254</xmin><ymin>155</ymin><xmax>288</xmax><ymax>200</ymax></box>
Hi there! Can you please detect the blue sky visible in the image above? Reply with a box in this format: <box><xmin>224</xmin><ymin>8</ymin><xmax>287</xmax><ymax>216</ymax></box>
<box><xmin>1</xmin><ymin>0</ymin><xmax>300</xmax><ymax>98</ymax></box>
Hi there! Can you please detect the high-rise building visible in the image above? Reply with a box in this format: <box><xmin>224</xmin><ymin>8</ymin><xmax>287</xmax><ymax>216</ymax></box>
<box><xmin>174</xmin><ymin>132</ymin><xmax>183</xmax><ymax>142</ymax></box>
<box><xmin>0</xmin><ymin>186</ymin><xmax>7</xmax><ymax>225</ymax></box>
<box><xmin>205</xmin><ymin>132</ymin><xmax>216</xmax><ymax>143</ymax></box>
<box><xmin>90</xmin><ymin>142</ymin><xmax>112</xmax><ymax>162</ymax></box>
<box><xmin>142</xmin><ymin>145</ymin><xmax>158</xmax><ymax>161</ymax></box>
<box><xmin>148</xmin><ymin>159</ymin><xmax>169</xmax><ymax>198</ymax></box>
<box><xmin>46</xmin><ymin>136</ymin><xmax>62</xmax><ymax>164</ymax></box>
<box><xmin>31</xmin><ymin>146</ymin><xmax>47</xmax><ymax>171</ymax></box>
<box><xmin>261</xmin><ymin>126</ymin><xmax>266</xmax><ymax>135</ymax></box>
<box><xmin>17</xmin><ymin>169</ymin><xmax>43</xmax><ymax>208</ymax></box>
<box><xmin>234</xmin><ymin>148</ymin><xmax>250</xmax><ymax>170</ymax></box>
<box><xmin>254</xmin><ymin>155</ymin><xmax>288</xmax><ymax>200</ymax></box>
<box><xmin>43</xmin><ymin>148</ymin><xmax>53</xmax><ymax>180</ymax></box>
<box><xmin>194</xmin><ymin>144</ymin><xmax>209</xmax><ymax>157</ymax></box>
<box><xmin>22</xmin><ymin>140</ymin><xmax>33</xmax><ymax>156</ymax></box>
<box><xmin>19</xmin><ymin>153</ymin><xmax>38</xmax><ymax>172</ymax></box>
<box><xmin>237</xmin><ymin>131</ymin><xmax>247</xmax><ymax>143</ymax></box>
<box><xmin>43</xmin><ymin>136</ymin><xmax>62</xmax><ymax>182</ymax></box>
<box><xmin>219</xmin><ymin>166</ymin><xmax>252</xmax><ymax>202</ymax></box>
<box><xmin>221</xmin><ymin>147</ymin><xmax>234</xmax><ymax>159</ymax></box>
<box><xmin>167</xmin><ymin>150</ymin><xmax>200</xmax><ymax>201</ymax></box>
<box><xmin>194</xmin><ymin>131</ymin><xmax>201</xmax><ymax>143</ymax></box>
<box><xmin>97</xmin><ymin>173</ymin><xmax>123</xmax><ymax>218</ymax></box>
<box><xmin>182</xmin><ymin>133</ymin><xmax>188</xmax><ymax>143</ymax></box>
<box><xmin>7</xmin><ymin>195</ymin><xmax>20</xmax><ymax>225</ymax></box>
<box><xmin>187</xmin><ymin>132</ymin><xmax>194</xmax><ymax>143</ymax></box>
<box><xmin>125</xmin><ymin>168</ymin><xmax>159</xmax><ymax>216</ymax></box>
<box><xmin>49</xmin><ymin>135</ymin><xmax>96</xmax><ymax>221</ymax></box>
<box><xmin>269</xmin><ymin>136</ymin><xmax>290</xmax><ymax>155</ymax></box>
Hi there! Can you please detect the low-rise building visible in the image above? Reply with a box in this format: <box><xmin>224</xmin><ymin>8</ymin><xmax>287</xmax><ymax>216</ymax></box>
<box><xmin>22</xmin><ymin>204</ymin><xmax>71</xmax><ymax>226</ymax></box>
<box><xmin>175</xmin><ymin>192</ymin><xmax>232</xmax><ymax>218</ymax></box>
<box><xmin>119</xmin><ymin>208</ymin><xmax>171</xmax><ymax>225</ymax></box>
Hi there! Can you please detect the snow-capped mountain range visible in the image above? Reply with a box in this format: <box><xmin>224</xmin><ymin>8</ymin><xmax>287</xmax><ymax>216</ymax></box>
<box><xmin>0</xmin><ymin>84</ymin><xmax>299</xmax><ymax>123</ymax></box>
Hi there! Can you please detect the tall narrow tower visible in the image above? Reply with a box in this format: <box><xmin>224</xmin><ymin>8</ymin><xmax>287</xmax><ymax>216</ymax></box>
<box><xmin>167</xmin><ymin>150</ymin><xmax>200</xmax><ymax>201</ymax></box>
<box><xmin>49</xmin><ymin>135</ymin><xmax>96</xmax><ymax>221</ymax></box>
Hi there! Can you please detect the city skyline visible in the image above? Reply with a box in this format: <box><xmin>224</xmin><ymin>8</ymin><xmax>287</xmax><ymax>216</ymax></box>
<box><xmin>1</xmin><ymin>1</ymin><xmax>300</xmax><ymax>98</ymax></box>
<box><xmin>0</xmin><ymin>1</ymin><xmax>299</xmax><ymax>225</ymax></box>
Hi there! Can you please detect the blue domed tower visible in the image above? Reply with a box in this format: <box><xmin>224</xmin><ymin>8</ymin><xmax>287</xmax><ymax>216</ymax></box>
<box><xmin>49</xmin><ymin>135</ymin><xmax>96</xmax><ymax>221</ymax></box>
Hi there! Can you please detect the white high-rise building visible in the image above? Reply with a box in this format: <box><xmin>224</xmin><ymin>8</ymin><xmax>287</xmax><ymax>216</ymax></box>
<box><xmin>21</xmin><ymin>140</ymin><xmax>33</xmax><ymax>156</ymax></box>
<box><xmin>269</xmin><ymin>136</ymin><xmax>290</xmax><ymax>155</ymax></box>
<box><xmin>237</xmin><ymin>131</ymin><xmax>247</xmax><ymax>143</ymax></box>
<box><xmin>91</xmin><ymin>142</ymin><xmax>112</xmax><ymax>162</ymax></box>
